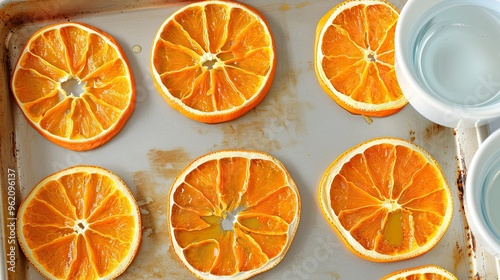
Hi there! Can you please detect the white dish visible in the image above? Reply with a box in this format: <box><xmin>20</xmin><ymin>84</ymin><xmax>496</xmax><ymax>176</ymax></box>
<box><xmin>395</xmin><ymin>0</ymin><xmax>500</xmax><ymax>128</ymax></box>
<box><xmin>465</xmin><ymin>128</ymin><xmax>500</xmax><ymax>257</ymax></box>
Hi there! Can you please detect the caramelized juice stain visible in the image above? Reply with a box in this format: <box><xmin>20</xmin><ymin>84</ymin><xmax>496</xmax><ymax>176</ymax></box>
<box><xmin>125</xmin><ymin>170</ymin><xmax>168</xmax><ymax>278</ymax></box>
<box><xmin>456</xmin><ymin>166</ymin><xmax>467</xmax><ymax>213</ymax></box>
<box><xmin>307</xmin><ymin>61</ymin><xmax>315</xmax><ymax>72</ymax></box>
<box><xmin>148</xmin><ymin>148</ymin><xmax>190</xmax><ymax>179</ymax></box>
<box><xmin>327</xmin><ymin>271</ymin><xmax>341</xmax><ymax>280</ymax></box>
<box><xmin>258</xmin><ymin>2</ymin><xmax>311</xmax><ymax>12</ymax></box>
<box><xmin>218</xmin><ymin>92</ymin><xmax>310</xmax><ymax>152</ymax></box>
<box><xmin>425</xmin><ymin>123</ymin><xmax>446</xmax><ymax>140</ymax></box>
<box><xmin>0</xmin><ymin>0</ymin><xmax>96</xmax><ymax>28</ymax></box>
<box><xmin>277</xmin><ymin>69</ymin><xmax>298</xmax><ymax>91</ymax></box>
<box><xmin>453</xmin><ymin>241</ymin><xmax>464</xmax><ymax>272</ymax></box>
<box><xmin>124</xmin><ymin>148</ymin><xmax>192</xmax><ymax>279</ymax></box>
<box><xmin>419</xmin><ymin>122</ymin><xmax>454</xmax><ymax>156</ymax></box>
<box><xmin>280</xmin><ymin>4</ymin><xmax>291</xmax><ymax>11</ymax></box>
<box><xmin>263</xmin><ymin>2</ymin><xmax>310</xmax><ymax>12</ymax></box>
<box><xmin>220</xmin><ymin>121</ymin><xmax>282</xmax><ymax>151</ymax></box>
<box><xmin>295</xmin><ymin>2</ymin><xmax>311</xmax><ymax>9</ymax></box>
<box><xmin>219</xmin><ymin>58</ymin><xmax>309</xmax><ymax>151</ymax></box>
<box><xmin>456</xmin><ymin>157</ymin><xmax>481</xmax><ymax>276</ymax></box>
<box><xmin>409</xmin><ymin>130</ymin><xmax>416</xmax><ymax>142</ymax></box>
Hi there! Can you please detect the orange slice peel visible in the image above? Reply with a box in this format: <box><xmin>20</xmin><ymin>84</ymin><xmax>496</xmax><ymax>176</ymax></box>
<box><xmin>168</xmin><ymin>150</ymin><xmax>300</xmax><ymax>279</ymax></box>
<box><xmin>315</xmin><ymin>0</ymin><xmax>408</xmax><ymax>117</ymax></box>
<box><xmin>151</xmin><ymin>0</ymin><xmax>276</xmax><ymax>123</ymax></box>
<box><xmin>17</xmin><ymin>165</ymin><xmax>141</xmax><ymax>280</ymax></box>
<box><xmin>381</xmin><ymin>264</ymin><xmax>457</xmax><ymax>280</ymax></box>
<box><xmin>319</xmin><ymin>138</ymin><xmax>453</xmax><ymax>262</ymax></box>
<box><xmin>11</xmin><ymin>22</ymin><xmax>135</xmax><ymax>151</ymax></box>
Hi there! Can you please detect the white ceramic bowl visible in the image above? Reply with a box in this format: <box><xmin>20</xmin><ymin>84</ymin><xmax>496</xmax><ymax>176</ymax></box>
<box><xmin>464</xmin><ymin>128</ymin><xmax>500</xmax><ymax>257</ymax></box>
<box><xmin>395</xmin><ymin>0</ymin><xmax>500</xmax><ymax>128</ymax></box>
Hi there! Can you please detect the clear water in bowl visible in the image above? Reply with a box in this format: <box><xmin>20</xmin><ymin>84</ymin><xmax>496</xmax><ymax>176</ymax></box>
<box><xmin>482</xmin><ymin>155</ymin><xmax>500</xmax><ymax>238</ymax></box>
<box><xmin>413</xmin><ymin>3</ymin><xmax>500</xmax><ymax>107</ymax></box>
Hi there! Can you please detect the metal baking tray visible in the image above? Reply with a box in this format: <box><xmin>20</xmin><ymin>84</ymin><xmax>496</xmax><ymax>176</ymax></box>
<box><xmin>0</xmin><ymin>0</ymin><xmax>498</xmax><ymax>279</ymax></box>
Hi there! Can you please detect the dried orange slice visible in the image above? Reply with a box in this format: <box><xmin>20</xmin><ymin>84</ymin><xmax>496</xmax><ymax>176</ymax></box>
<box><xmin>168</xmin><ymin>150</ymin><xmax>300</xmax><ymax>279</ymax></box>
<box><xmin>151</xmin><ymin>1</ymin><xmax>276</xmax><ymax>123</ymax></box>
<box><xmin>11</xmin><ymin>22</ymin><xmax>135</xmax><ymax>151</ymax></box>
<box><xmin>382</xmin><ymin>265</ymin><xmax>457</xmax><ymax>280</ymax></box>
<box><xmin>314</xmin><ymin>0</ymin><xmax>407</xmax><ymax>117</ymax></box>
<box><xmin>319</xmin><ymin>138</ymin><xmax>453</xmax><ymax>262</ymax></box>
<box><xmin>17</xmin><ymin>165</ymin><xmax>141</xmax><ymax>280</ymax></box>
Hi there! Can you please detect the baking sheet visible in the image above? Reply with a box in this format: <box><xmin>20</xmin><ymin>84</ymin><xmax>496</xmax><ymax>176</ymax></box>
<box><xmin>0</xmin><ymin>0</ymin><xmax>498</xmax><ymax>279</ymax></box>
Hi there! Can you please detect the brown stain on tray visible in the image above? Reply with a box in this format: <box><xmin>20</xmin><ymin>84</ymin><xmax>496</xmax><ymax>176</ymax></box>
<box><xmin>259</xmin><ymin>1</ymin><xmax>311</xmax><ymax>12</ymax></box>
<box><xmin>216</xmin><ymin>57</ymin><xmax>309</xmax><ymax>152</ymax></box>
<box><xmin>454</xmin><ymin>134</ymin><xmax>482</xmax><ymax>278</ymax></box>
<box><xmin>411</xmin><ymin>122</ymin><xmax>454</xmax><ymax>157</ymax></box>
<box><xmin>280</xmin><ymin>4</ymin><xmax>291</xmax><ymax>11</ymax></box>
<box><xmin>125</xmin><ymin>148</ymin><xmax>192</xmax><ymax>279</ymax></box>
<box><xmin>295</xmin><ymin>2</ymin><xmax>311</xmax><ymax>9</ymax></box>
<box><xmin>424</xmin><ymin>123</ymin><xmax>449</xmax><ymax>149</ymax></box>
<box><xmin>453</xmin><ymin>241</ymin><xmax>464</xmax><ymax>273</ymax></box>
<box><xmin>409</xmin><ymin>130</ymin><xmax>416</xmax><ymax>143</ymax></box>
<box><xmin>1</xmin><ymin>0</ymin><xmax>193</xmax><ymax>29</ymax></box>
<box><xmin>148</xmin><ymin>148</ymin><xmax>190</xmax><ymax>179</ymax></box>
<box><xmin>425</xmin><ymin>123</ymin><xmax>446</xmax><ymax>140</ymax></box>
<box><xmin>220</xmin><ymin>121</ymin><xmax>282</xmax><ymax>151</ymax></box>
<box><xmin>217</xmin><ymin>94</ymin><xmax>309</xmax><ymax>152</ymax></box>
